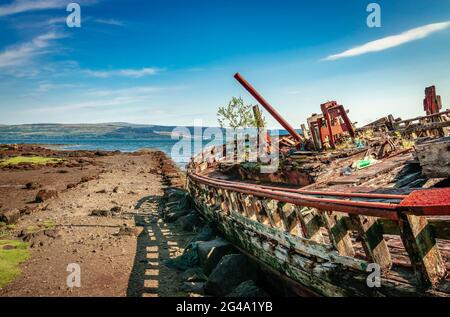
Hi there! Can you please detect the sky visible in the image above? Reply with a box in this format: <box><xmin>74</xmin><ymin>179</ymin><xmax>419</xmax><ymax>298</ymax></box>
<box><xmin>0</xmin><ymin>0</ymin><xmax>449</xmax><ymax>128</ymax></box>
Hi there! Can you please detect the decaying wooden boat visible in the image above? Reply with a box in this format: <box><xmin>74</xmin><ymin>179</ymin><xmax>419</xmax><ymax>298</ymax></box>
<box><xmin>186</xmin><ymin>74</ymin><xmax>450</xmax><ymax>297</ymax></box>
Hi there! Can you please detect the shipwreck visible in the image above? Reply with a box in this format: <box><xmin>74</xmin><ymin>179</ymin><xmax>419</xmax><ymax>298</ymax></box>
<box><xmin>186</xmin><ymin>73</ymin><xmax>450</xmax><ymax>296</ymax></box>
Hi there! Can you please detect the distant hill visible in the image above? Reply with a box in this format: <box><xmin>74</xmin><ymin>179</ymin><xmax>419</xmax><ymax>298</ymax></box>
<box><xmin>0</xmin><ymin>123</ymin><xmax>295</xmax><ymax>141</ymax></box>
<box><xmin>0</xmin><ymin>123</ymin><xmax>214</xmax><ymax>140</ymax></box>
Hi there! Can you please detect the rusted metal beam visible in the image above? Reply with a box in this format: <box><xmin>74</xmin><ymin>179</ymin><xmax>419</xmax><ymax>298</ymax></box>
<box><xmin>234</xmin><ymin>73</ymin><xmax>303</xmax><ymax>143</ymax></box>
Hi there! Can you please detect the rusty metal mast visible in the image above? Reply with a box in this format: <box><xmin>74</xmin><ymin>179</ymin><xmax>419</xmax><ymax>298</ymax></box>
<box><xmin>234</xmin><ymin>73</ymin><xmax>303</xmax><ymax>143</ymax></box>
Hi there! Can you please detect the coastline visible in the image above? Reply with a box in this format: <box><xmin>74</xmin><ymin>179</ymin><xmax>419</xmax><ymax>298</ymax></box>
<box><xmin>0</xmin><ymin>144</ymin><xmax>193</xmax><ymax>296</ymax></box>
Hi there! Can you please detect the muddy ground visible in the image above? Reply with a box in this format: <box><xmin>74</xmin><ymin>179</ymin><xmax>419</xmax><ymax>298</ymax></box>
<box><xmin>0</xmin><ymin>145</ymin><xmax>197</xmax><ymax>297</ymax></box>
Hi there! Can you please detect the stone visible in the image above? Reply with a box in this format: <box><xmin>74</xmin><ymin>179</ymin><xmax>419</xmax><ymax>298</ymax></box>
<box><xmin>226</xmin><ymin>280</ymin><xmax>269</xmax><ymax>297</ymax></box>
<box><xmin>35</xmin><ymin>189</ymin><xmax>58</xmax><ymax>203</ymax></box>
<box><xmin>181</xmin><ymin>282</ymin><xmax>205</xmax><ymax>294</ymax></box>
<box><xmin>110</xmin><ymin>206</ymin><xmax>122</xmax><ymax>214</ymax></box>
<box><xmin>90</xmin><ymin>209</ymin><xmax>111</xmax><ymax>217</ymax></box>
<box><xmin>190</xmin><ymin>225</ymin><xmax>216</xmax><ymax>243</ymax></box>
<box><xmin>116</xmin><ymin>226</ymin><xmax>141</xmax><ymax>237</ymax></box>
<box><xmin>204</xmin><ymin>254</ymin><xmax>258</xmax><ymax>296</ymax></box>
<box><xmin>0</xmin><ymin>209</ymin><xmax>21</xmax><ymax>224</ymax></box>
<box><xmin>181</xmin><ymin>267</ymin><xmax>208</xmax><ymax>282</ymax></box>
<box><xmin>197</xmin><ymin>238</ymin><xmax>235</xmax><ymax>275</ymax></box>
<box><xmin>25</xmin><ymin>182</ymin><xmax>41</xmax><ymax>190</ymax></box>
<box><xmin>165</xmin><ymin>207</ymin><xmax>191</xmax><ymax>222</ymax></box>
<box><xmin>176</xmin><ymin>212</ymin><xmax>203</xmax><ymax>232</ymax></box>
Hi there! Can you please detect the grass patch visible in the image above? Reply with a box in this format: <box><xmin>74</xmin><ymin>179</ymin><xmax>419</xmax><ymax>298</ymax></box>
<box><xmin>0</xmin><ymin>156</ymin><xmax>63</xmax><ymax>167</ymax></box>
<box><xmin>26</xmin><ymin>219</ymin><xmax>56</xmax><ymax>234</ymax></box>
<box><xmin>0</xmin><ymin>239</ymin><xmax>30</xmax><ymax>288</ymax></box>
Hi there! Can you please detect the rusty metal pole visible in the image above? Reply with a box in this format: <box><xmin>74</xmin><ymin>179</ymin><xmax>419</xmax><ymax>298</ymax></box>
<box><xmin>234</xmin><ymin>73</ymin><xmax>303</xmax><ymax>143</ymax></box>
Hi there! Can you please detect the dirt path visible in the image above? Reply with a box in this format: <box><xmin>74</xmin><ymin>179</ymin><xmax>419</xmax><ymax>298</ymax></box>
<box><xmin>0</xmin><ymin>151</ymin><xmax>195</xmax><ymax>297</ymax></box>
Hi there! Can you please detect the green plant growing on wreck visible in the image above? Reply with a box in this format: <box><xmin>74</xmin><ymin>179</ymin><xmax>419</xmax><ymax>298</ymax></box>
<box><xmin>217</xmin><ymin>97</ymin><xmax>263</xmax><ymax>130</ymax></box>
<box><xmin>0</xmin><ymin>239</ymin><xmax>30</xmax><ymax>288</ymax></box>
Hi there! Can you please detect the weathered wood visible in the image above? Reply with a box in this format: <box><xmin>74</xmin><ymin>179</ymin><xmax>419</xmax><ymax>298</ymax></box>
<box><xmin>294</xmin><ymin>206</ymin><xmax>324</xmax><ymax>243</ymax></box>
<box><xmin>187</xmin><ymin>181</ymin><xmax>450</xmax><ymax>297</ymax></box>
<box><xmin>350</xmin><ymin>215</ymin><xmax>392</xmax><ymax>272</ymax></box>
<box><xmin>322</xmin><ymin>211</ymin><xmax>355</xmax><ymax>256</ymax></box>
<box><xmin>398</xmin><ymin>213</ymin><xmax>447</xmax><ymax>287</ymax></box>
<box><xmin>261</xmin><ymin>199</ymin><xmax>285</xmax><ymax>230</ymax></box>
<box><xmin>416</xmin><ymin>137</ymin><xmax>450</xmax><ymax>178</ymax></box>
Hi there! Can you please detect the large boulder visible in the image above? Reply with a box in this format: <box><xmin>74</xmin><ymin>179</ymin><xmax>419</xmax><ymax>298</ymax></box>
<box><xmin>226</xmin><ymin>280</ymin><xmax>269</xmax><ymax>297</ymax></box>
<box><xmin>182</xmin><ymin>267</ymin><xmax>208</xmax><ymax>282</ymax></box>
<box><xmin>165</xmin><ymin>207</ymin><xmax>192</xmax><ymax>222</ymax></box>
<box><xmin>197</xmin><ymin>238</ymin><xmax>236</xmax><ymax>275</ymax></box>
<box><xmin>35</xmin><ymin>189</ymin><xmax>58</xmax><ymax>203</ymax></box>
<box><xmin>181</xmin><ymin>282</ymin><xmax>205</xmax><ymax>294</ymax></box>
<box><xmin>176</xmin><ymin>212</ymin><xmax>203</xmax><ymax>232</ymax></box>
<box><xmin>204</xmin><ymin>254</ymin><xmax>258</xmax><ymax>296</ymax></box>
<box><xmin>191</xmin><ymin>225</ymin><xmax>216</xmax><ymax>243</ymax></box>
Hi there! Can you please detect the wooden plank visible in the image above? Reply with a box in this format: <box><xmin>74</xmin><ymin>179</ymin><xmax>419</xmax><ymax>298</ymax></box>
<box><xmin>416</xmin><ymin>137</ymin><xmax>450</xmax><ymax>178</ymax></box>
<box><xmin>398</xmin><ymin>213</ymin><xmax>447</xmax><ymax>287</ymax></box>
<box><xmin>322</xmin><ymin>211</ymin><xmax>355</xmax><ymax>256</ymax></box>
<box><xmin>261</xmin><ymin>199</ymin><xmax>285</xmax><ymax>230</ymax></box>
<box><xmin>350</xmin><ymin>215</ymin><xmax>392</xmax><ymax>273</ymax></box>
<box><xmin>294</xmin><ymin>206</ymin><xmax>325</xmax><ymax>243</ymax></box>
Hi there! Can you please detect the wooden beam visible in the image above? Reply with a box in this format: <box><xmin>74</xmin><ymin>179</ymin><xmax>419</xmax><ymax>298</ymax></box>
<box><xmin>322</xmin><ymin>211</ymin><xmax>355</xmax><ymax>256</ymax></box>
<box><xmin>350</xmin><ymin>215</ymin><xmax>392</xmax><ymax>273</ymax></box>
<box><xmin>294</xmin><ymin>206</ymin><xmax>324</xmax><ymax>243</ymax></box>
<box><xmin>398</xmin><ymin>213</ymin><xmax>447</xmax><ymax>287</ymax></box>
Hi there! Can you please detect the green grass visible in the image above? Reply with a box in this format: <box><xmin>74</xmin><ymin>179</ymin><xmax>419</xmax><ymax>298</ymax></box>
<box><xmin>0</xmin><ymin>156</ymin><xmax>63</xmax><ymax>167</ymax></box>
<box><xmin>0</xmin><ymin>239</ymin><xmax>30</xmax><ymax>288</ymax></box>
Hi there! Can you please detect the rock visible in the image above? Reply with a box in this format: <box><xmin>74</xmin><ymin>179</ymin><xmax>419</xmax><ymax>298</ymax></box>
<box><xmin>110</xmin><ymin>206</ymin><xmax>122</xmax><ymax>214</ymax></box>
<box><xmin>20</xmin><ymin>228</ymin><xmax>61</xmax><ymax>243</ymax></box>
<box><xmin>197</xmin><ymin>238</ymin><xmax>235</xmax><ymax>275</ymax></box>
<box><xmin>181</xmin><ymin>282</ymin><xmax>205</xmax><ymax>294</ymax></box>
<box><xmin>165</xmin><ymin>207</ymin><xmax>191</xmax><ymax>222</ymax></box>
<box><xmin>116</xmin><ymin>226</ymin><xmax>141</xmax><ymax>237</ymax></box>
<box><xmin>96</xmin><ymin>189</ymin><xmax>107</xmax><ymax>194</ymax></box>
<box><xmin>190</xmin><ymin>225</ymin><xmax>216</xmax><ymax>242</ymax></box>
<box><xmin>176</xmin><ymin>212</ymin><xmax>203</xmax><ymax>232</ymax></box>
<box><xmin>80</xmin><ymin>176</ymin><xmax>96</xmax><ymax>183</ymax></box>
<box><xmin>66</xmin><ymin>183</ymin><xmax>76</xmax><ymax>189</ymax></box>
<box><xmin>44</xmin><ymin>229</ymin><xmax>61</xmax><ymax>239</ymax></box>
<box><xmin>204</xmin><ymin>254</ymin><xmax>258</xmax><ymax>296</ymax></box>
<box><xmin>90</xmin><ymin>209</ymin><xmax>111</xmax><ymax>217</ymax></box>
<box><xmin>112</xmin><ymin>186</ymin><xmax>121</xmax><ymax>193</ymax></box>
<box><xmin>25</xmin><ymin>182</ymin><xmax>41</xmax><ymax>190</ymax></box>
<box><xmin>35</xmin><ymin>189</ymin><xmax>58</xmax><ymax>203</ymax></box>
<box><xmin>2</xmin><ymin>244</ymin><xmax>17</xmax><ymax>250</ymax></box>
<box><xmin>182</xmin><ymin>267</ymin><xmax>208</xmax><ymax>282</ymax></box>
<box><xmin>21</xmin><ymin>206</ymin><xmax>38</xmax><ymax>215</ymax></box>
<box><xmin>0</xmin><ymin>209</ymin><xmax>21</xmax><ymax>224</ymax></box>
<box><xmin>226</xmin><ymin>280</ymin><xmax>269</xmax><ymax>297</ymax></box>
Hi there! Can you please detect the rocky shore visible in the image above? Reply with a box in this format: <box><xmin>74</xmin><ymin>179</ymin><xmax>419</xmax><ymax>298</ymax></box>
<box><xmin>0</xmin><ymin>144</ymin><xmax>272</xmax><ymax>297</ymax></box>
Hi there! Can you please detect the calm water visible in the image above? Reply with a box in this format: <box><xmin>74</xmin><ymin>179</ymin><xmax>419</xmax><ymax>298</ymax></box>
<box><xmin>0</xmin><ymin>138</ymin><xmax>220</xmax><ymax>168</ymax></box>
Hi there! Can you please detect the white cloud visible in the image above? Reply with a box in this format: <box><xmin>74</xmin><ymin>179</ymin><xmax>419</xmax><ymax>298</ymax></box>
<box><xmin>0</xmin><ymin>0</ymin><xmax>97</xmax><ymax>17</ymax></box>
<box><xmin>94</xmin><ymin>18</ymin><xmax>124</xmax><ymax>27</ymax></box>
<box><xmin>24</xmin><ymin>85</ymin><xmax>185</xmax><ymax>113</ymax></box>
<box><xmin>0</xmin><ymin>32</ymin><xmax>65</xmax><ymax>68</ymax></box>
<box><xmin>88</xmin><ymin>85</ymin><xmax>185</xmax><ymax>97</ymax></box>
<box><xmin>84</xmin><ymin>67</ymin><xmax>163</xmax><ymax>78</ymax></box>
<box><xmin>325</xmin><ymin>21</ymin><xmax>450</xmax><ymax>61</ymax></box>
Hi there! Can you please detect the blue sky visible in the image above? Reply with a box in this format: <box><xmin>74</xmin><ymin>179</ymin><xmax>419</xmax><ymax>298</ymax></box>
<box><xmin>0</xmin><ymin>0</ymin><xmax>449</xmax><ymax>128</ymax></box>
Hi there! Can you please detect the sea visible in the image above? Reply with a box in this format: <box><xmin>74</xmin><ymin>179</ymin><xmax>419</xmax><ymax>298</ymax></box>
<box><xmin>0</xmin><ymin>138</ymin><xmax>222</xmax><ymax>169</ymax></box>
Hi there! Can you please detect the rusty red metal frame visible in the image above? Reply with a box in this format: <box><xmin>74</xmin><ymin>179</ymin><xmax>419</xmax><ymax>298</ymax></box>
<box><xmin>189</xmin><ymin>173</ymin><xmax>450</xmax><ymax>220</ymax></box>
<box><xmin>234</xmin><ymin>73</ymin><xmax>303</xmax><ymax>143</ymax></box>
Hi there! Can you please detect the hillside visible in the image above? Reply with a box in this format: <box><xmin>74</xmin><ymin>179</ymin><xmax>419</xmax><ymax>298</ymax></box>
<box><xmin>0</xmin><ymin>123</ymin><xmax>206</xmax><ymax>140</ymax></box>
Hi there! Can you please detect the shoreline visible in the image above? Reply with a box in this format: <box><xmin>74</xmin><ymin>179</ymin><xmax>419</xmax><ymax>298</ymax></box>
<box><xmin>0</xmin><ymin>144</ymin><xmax>194</xmax><ymax>296</ymax></box>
